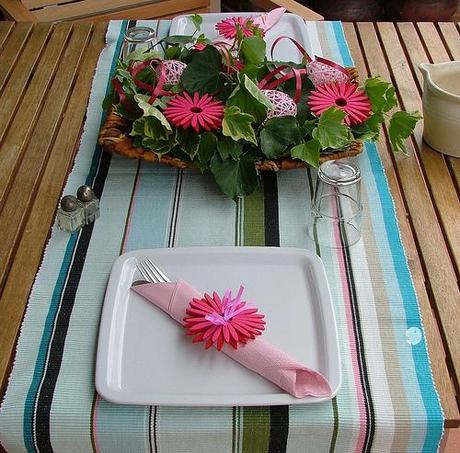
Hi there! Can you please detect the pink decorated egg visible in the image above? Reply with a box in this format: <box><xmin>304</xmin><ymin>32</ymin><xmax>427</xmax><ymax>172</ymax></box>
<box><xmin>261</xmin><ymin>89</ymin><xmax>297</xmax><ymax>119</ymax></box>
<box><xmin>158</xmin><ymin>60</ymin><xmax>187</xmax><ymax>86</ymax></box>
<box><xmin>306</xmin><ymin>60</ymin><xmax>349</xmax><ymax>87</ymax></box>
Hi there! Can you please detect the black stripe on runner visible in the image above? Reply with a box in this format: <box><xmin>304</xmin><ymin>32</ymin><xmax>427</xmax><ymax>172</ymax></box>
<box><xmin>337</xmin><ymin>204</ymin><xmax>375</xmax><ymax>452</ymax></box>
<box><xmin>34</xmin><ymin>150</ymin><xmax>112</xmax><ymax>452</ymax></box>
<box><xmin>263</xmin><ymin>172</ymin><xmax>280</xmax><ymax>247</ymax></box>
<box><xmin>263</xmin><ymin>173</ymin><xmax>289</xmax><ymax>453</ymax></box>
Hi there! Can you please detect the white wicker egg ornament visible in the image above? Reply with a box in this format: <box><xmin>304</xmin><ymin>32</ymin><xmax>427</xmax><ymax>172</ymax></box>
<box><xmin>159</xmin><ymin>60</ymin><xmax>187</xmax><ymax>85</ymax></box>
<box><xmin>306</xmin><ymin>60</ymin><xmax>349</xmax><ymax>87</ymax></box>
<box><xmin>262</xmin><ymin>90</ymin><xmax>297</xmax><ymax>119</ymax></box>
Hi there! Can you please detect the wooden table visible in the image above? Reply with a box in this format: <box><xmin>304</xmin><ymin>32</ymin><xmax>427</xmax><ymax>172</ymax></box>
<box><xmin>0</xmin><ymin>20</ymin><xmax>459</xmax><ymax>450</ymax></box>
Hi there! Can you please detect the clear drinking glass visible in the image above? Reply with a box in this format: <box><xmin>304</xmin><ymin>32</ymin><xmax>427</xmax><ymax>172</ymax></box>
<box><xmin>122</xmin><ymin>26</ymin><xmax>157</xmax><ymax>61</ymax></box>
<box><xmin>308</xmin><ymin>160</ymin><xmax>363</xmax><ymax>248</ymax></box>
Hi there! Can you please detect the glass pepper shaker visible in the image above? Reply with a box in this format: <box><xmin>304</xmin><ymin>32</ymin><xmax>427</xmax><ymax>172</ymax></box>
<box><xmin>57</xmin><ymin>195</ymin><xmax>85</xmax><ymax>233</ymax></box>
<box><xmin>77</xmin><ymin>185</ymin><xmax>100</xmax><ymax>224</ymax></box>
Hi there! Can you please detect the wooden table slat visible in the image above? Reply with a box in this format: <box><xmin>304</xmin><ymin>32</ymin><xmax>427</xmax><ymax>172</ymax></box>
<box><xmin>393</xmin><ymin>23</ymin><xmax>460</xmax><ymax>273</ymax></box>
<box><xmin>0</xmin><ymin>22</ymin><xmax>108</xmax><ymax>395</ymax></box>
<box><xmin>0</xmin><ymin>23</ymin><xmax>94</xmax><ymax>297</ymax></box>
<box><xmin>438</xmin><ymin>22</ymin><xmax>460</xmax><ymax>59</ymax></box>
<box><xmin>0</xmin><ymin>24</ymin><xmax>73</xmax><ymax>188</ymax></box>
<box><xmin>0</xmin><ymin>23</ymin><xmax>72</xmax><ymax>133</ymax></box>
<box><xmin>373</xmin><ymin>21</ymin><xmax>460</xmax><ymax>399</ymax></box>
<box><xmin>344</xmin><ymin>22</ymin><xmax>460</xmax><ymax>426</ymax></box>
<box><xmin>0</xmin><ymin>22</ymin><xmax>14</xmax><ymax>52</ymax></box>
<box><xmin>0</xmin><ymin>23</ymin><xmax>34</xmax><ymax>93</ymax></box>
<box><xmin>437</xmin><ymin>23</ymin><xmax>460</xmax><ymax>190</ymax></box>
<box><xmin>448</xmin><ymin>159</ymin><xmax>460</xmax><ymax>191</ymax></box>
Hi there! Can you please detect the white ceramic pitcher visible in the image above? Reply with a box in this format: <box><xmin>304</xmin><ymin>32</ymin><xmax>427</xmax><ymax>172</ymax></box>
<box><xmin>419</xmin><ymin>61</ymin><xmax>460</xmax><ymax>158</ymax></box>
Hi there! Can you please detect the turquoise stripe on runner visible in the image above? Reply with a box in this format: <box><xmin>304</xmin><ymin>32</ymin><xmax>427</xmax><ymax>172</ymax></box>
<box><xmin>320</xmin><ymin>21</ymin><xmax>443</xmax><ymax>452</ymax></box>
<box><xmin>23</xmin><ymin>232</ymin><xmax>79</xmax><ymax>452</ymax></box>
<box><xmin>331</xmin><ymin>22</ymin><xmax>353</xmax><ymax>67</ymax></box>
<box><xmin>359</xmin><ymin>149</ymin><xmax>426</xmax><ymax>451</ymax></box>
<box><xmin>22</xmin><ymin>20</ymin><xmax>128</xmax><ymax>453</ymax></box>
<box><xmin>366</xmin><ymin>145</ymin><xmax>444</xmax><ymax>452</ymax></box>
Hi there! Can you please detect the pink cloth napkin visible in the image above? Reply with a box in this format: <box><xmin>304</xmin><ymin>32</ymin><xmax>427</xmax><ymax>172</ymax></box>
<box><xmin>252</xmin><ymin>7</ymin><xmax>286</xmax><ymax>31</ymax></box>
<box><xmin>132</xmin><ymin>281</ymin><xmax>331</xmax><ymax>398</ymax></box>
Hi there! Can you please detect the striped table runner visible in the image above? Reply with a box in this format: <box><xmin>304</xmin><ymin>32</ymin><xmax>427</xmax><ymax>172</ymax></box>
<box><xmin>0</xmin><ymin>20</ymin><xmax>443</xmax><ymax>453</ymax></box>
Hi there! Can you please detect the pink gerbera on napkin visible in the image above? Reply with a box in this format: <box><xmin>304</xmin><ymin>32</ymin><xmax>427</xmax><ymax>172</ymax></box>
<box><xmin>184</xmin><ymin>286</ymin><xmax>265</xmax><ymax>351</ymax></box>
<box><xmin>215</xmin><ymin>16</ymin><xmax>263</xmax><ymax>40</ymax></box>
<box><xmin>308</xmin><ymin>82</ymin><xmax>371</xmax><ymax>125</ymax></box>
<box><xmin>164</xmin><ymin>92</ymin><xmax>224</xmax><ymax>133</ymax></box>
<box><xmin>132</xmin><ymin>280</ymin><xmax>332</xmax><ymax>398</ymax></box>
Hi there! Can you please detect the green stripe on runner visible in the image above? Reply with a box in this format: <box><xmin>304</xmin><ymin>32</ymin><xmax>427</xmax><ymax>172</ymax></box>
<box><xmin>329</xmin><ymin>398</ymin><xmax>339</xmax><ymax>453</ymax></box>
<box><xmin>241</xmin><ymin>181</ymin><xmax>271</xmax><ymax>453</ymax></box>
<box><xmin>243</xmin><ymin>185</ymin><xmax>265</xmax><ymax>246</ymax></box>
<box><xmin>242</xmin><ymin>408</ymin><xmax>270</xmax><ymax>453</ymax></box>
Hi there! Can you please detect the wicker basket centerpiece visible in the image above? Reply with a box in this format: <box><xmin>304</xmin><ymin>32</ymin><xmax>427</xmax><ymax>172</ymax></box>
<box><xmin>99</xmin><ymin>12</ymin><xmax>420</xmax><ymax>199</ymax></box>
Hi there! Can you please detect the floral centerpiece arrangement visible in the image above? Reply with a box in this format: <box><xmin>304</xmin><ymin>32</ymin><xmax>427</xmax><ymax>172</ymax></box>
<box><xmin>100</xmin><ymin>13</ymin><xmax>420</xmax><ymax>199</ymax></box>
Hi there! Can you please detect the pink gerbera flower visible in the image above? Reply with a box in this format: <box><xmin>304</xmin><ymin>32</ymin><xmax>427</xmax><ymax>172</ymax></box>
<box><xmin>215</xmin><ymin>16</ymin><xmax>261</xmax><ymax>40</ymax></box>
<box><xmin>183</xmin><ymin>286</ymin><xmax>265</xmax><ymax>351</ymax></box>
<box><xmin>308</xmin><ymin>82</ymin><xmax>371</xmax><ymax>125</ymax></box>
<box><xmin>163</xmin><ymin>92</ymin><xmax>224</xmax><ymax>133</ymax></box>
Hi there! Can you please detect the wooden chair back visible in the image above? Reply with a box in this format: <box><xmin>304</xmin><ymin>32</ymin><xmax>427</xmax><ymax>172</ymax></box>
<box><xmin>0</xmin><ymin>0</ymin><xmax>322</xmax><ymax>24</ymax></box>
<box><xmin>0</xmin><ymin>0</ymin><xmax>211</xmax><ymax>21</ymax></box>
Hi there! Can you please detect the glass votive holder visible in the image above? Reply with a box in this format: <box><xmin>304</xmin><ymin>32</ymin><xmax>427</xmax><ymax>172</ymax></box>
<box><xmin>122</xmin><ymin>26</ymin><xmax>157</xmax><ymax>61</ymax></box>
<box><xmin>307</xmin><ymin>159</ymin><xmax>363</xmax><ymax>248</ymax></box>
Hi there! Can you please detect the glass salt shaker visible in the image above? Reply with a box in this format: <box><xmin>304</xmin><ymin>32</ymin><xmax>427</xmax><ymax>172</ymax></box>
<box><xmin>121</xmin><ymin>26</ymin><xmax>157</xmax><ymax>61</ymax></box>
<box><xmin>308</xmin><ymin>159</ymin><xmax>363</xmax><ymax>248</ymax></box>
<box><xmin>57</xmin><ymin>195</ymin><xmax>85</xmax><ymax>233</ymax></box>
<box><xmin>77</xmin><ymin>185</ymin><xmax>100</xmax><ymax>224</ymax></box>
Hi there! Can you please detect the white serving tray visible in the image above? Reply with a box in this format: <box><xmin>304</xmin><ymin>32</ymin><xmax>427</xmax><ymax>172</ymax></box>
<box><xmin>96</xmin><ymin>247</ymin><xmax>341</xmax><ymax>406</ymax></box>
<box><xmin>170</xmin><ymin>12</ymin><xmax>311</xmax><ymax>63</ymax></box>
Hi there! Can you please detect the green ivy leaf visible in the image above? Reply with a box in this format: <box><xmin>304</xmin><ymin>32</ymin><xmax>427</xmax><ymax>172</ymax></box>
<box><xmin>191</xmin><ymin>14</ymin><xmax>203</xmax><ymax>31</ymax></box>
<box><xmin>197</xmin><ymin>132</ymin><xmax>218</xmax><ymax>165</ymax></box>
<box><xmin>284</xmin><ymin>77</ymin><xmax>314</xmax><ymax>124</ymax></box>
<box><xmin>227</xmin><ymin>74</ymin><xmax>272</xmax><ymax>122</ymax></box>
<box><xmin>164</xmin><ymin>46</ymin><xmax>181</xmax><ymax>60</ymax></box>
<box><xmin>141</xmin><ymin>131</ymin><xmax>177</xmax><ymax>157</ymax></box>
<box><xmin>217</xmin><ymin>137</ymin><xmax>243</xmax><ymax>160</ymax></box>
<box><xmin>389</xmin><ymin>111</ymin><xmax>422</xmax><ymax>153</ymax></box>
<box><xmin>222</xmin><ymin>106</ymin><xmax>257</xmax><ymax>145</ymax></box>
<box><xmin>312</xmin><ymin>107</ymin><xmax>352</xmax><ymax>149</ymax></box>
<box><xmin>134</xmin><ymin>95</ymin><xmax>172</xmax><ymax>131</ymax></box>
<box><xmin>260</xmin><ymin>117</ymin><xmax>301</xmax><ymax>158</ymax></box>
<box><xmin>364</xmin><ymin>77</ymin><xmax>398</xmax><ymax>114</ymax></box>
<box><xmin>210</xmin><ymin>154</ymin><xmax>259</xmax><ymax>200</ymax></box>
<box><xmin>301</xmin><ymin>119</ymin><xmax>318</xmax><ymax>138</ymax></box>
<box><xmin>162</xmin><ymin>35</ymin><xmax>195</xmax><ymax>45</ymax></box>
<box><xmin>290</xmin><ymin>139</ymin><xmax>321</xmax><ymax>167</ymax></box>
<box><xmin>123</xmin><ymin>49</ymin><xmax>162</xmax><ymax>64</ymax></box>
<box><xmin>240</xmin><ymin>36</ymin><xmax>266</xmax><ymax>65</ymax></box>
<box><xmin>178</xmin><ymin>130</ymin><xmax>200</xmax><ymax>159</ymax></box>
<box><xmin>181</xmin><ymin>46</ymin><xmax>225</xmax><ymax>95</ymax></box>
<box><xmin>240</xmin><ymin>63</ymin><xmax>263</xmax><ymax>80</ymax></box>
<box><xmin>350</xmin><ymin>112</ymin><xmax>384</xmax><ymax>142</ymax></box>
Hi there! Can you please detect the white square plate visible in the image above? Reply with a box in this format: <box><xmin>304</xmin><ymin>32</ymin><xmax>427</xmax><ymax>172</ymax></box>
<box><xmin>96</xmin><ymin>247</ymin><xmax>341</xmax><ymax>406</ymax></box>
<box><xmin>169</xmin><ymin>12</ymin><xmax>311</xmax><ymax>63</ymax></box>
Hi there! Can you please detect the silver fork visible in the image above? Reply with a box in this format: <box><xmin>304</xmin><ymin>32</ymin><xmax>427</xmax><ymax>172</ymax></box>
<box><xmin>136</xmin><ymin>259</ymin><xmax>171</xmax><ymax>284</ymax></box>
